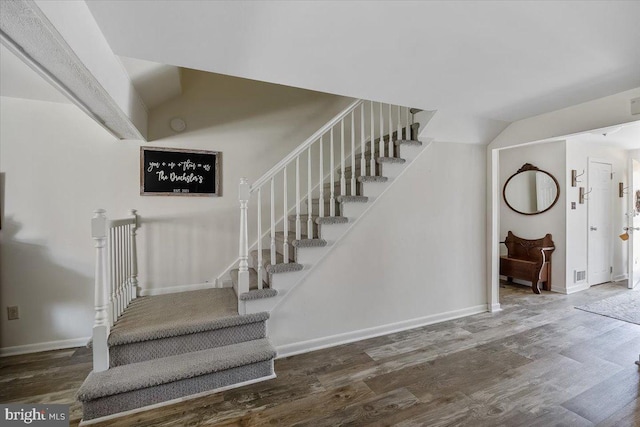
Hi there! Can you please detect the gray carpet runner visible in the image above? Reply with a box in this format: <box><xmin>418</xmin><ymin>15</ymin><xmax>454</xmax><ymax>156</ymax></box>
<box><xmin>78</xmin><ymin>288</ymin><xmax>276</xmax><ymax>421</ymax></box>
<box><xmin>78</xmin><ymin>339</ymin><xmax>275</xmax><ymax>420</ymax></box>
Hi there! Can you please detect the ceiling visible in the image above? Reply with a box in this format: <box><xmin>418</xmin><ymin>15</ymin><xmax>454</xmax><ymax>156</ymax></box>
<box><xmin>85</xmin><ymin>1</ymin><xmax>640</xmax><ymax>123</ymax></box>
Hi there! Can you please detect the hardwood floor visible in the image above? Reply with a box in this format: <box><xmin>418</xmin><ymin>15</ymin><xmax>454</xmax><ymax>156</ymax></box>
<box><xmin>2</xmin><ymin>282</ymin><xmax>639</xmax><ymax>426</ymax></box>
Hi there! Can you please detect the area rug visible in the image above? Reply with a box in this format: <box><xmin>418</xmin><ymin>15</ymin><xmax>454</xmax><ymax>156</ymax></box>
<box><xmin>575</xmin><ymin>291</ymin><xmax>640</xmax><ymax>325</ymax></box>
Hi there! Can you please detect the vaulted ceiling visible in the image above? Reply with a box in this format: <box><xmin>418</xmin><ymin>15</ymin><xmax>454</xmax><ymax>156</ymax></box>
<box><xmin>86</xmin><ymin>1</ymin><xmax>640</xmax><ymax>122</ymax></box>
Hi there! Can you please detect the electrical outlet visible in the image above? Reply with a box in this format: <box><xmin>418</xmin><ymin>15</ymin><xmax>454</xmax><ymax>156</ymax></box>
<box><xmin>7</xmin><ymin>306</ymin><xmax>19</xmax><ymax>320</ymax></box>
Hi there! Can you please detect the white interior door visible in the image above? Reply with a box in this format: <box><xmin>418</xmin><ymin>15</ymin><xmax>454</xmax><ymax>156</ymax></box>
<box><xmin>588</xmin><ymin>160</ymin><xmax>612</xmax><ymax>286</ymax></box>
<box><xmin>628</xmin><ymin>158</ymin><xmax>640</xmax><ymax>289</ymax></box>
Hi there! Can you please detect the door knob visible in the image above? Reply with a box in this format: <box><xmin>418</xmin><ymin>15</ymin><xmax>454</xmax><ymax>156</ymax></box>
<box><xmin>590</xmin><ymin>226</ymin><xmax>598</xmax><ymax>231</ymax></box>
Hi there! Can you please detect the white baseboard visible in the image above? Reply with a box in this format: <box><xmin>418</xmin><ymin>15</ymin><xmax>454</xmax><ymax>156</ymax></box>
<box><xmin>275</xmin><ymin>304</ymin><xmax>487</xmax><ymax>359</ymax></box>
<box><xmin>0</xmin><ymin>336</ymin><xmax>90</xmax><ymax>357</ymax></box>
<box><xmin>139</xmin><ymin>282</ymin><xmax>213</xmax><ymax>296</ymax></box>
<box><xmin>613</xmin><ymin>274</ymin><xmax>628</xmax><ymax>282</ymax></box>
<box><xmin>564</xmin><ymin>282</ymin><xmax>590</xmax><ymax>294</ymax></box>
<box><xmin>78</xmin><ymin>371</ymin><xmax>277</xmax><ymax>426</ymax></box>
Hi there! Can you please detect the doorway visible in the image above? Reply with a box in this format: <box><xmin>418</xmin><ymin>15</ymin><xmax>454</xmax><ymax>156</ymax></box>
<box><xmin>628</xmin><ymin>158</ymin><xmax>640</xmax><ymax>289</ymax></box>
<box><xmin>587</xmin><ymin>160</ymin><xmax>613</xmax><ymax>286</ymax></box>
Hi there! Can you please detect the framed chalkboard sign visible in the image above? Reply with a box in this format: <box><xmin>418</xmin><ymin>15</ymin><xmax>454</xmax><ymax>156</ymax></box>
<box><xmin>140</xmin><ymin>147</ymin><xmax>221</xmax><ymax>197</ymax></box>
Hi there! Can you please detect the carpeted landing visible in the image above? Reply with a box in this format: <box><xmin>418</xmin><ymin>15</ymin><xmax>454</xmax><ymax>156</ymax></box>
<box><xmin>77</xmin><ymin>288</ymin><xmax>276</xmax><ymax>422</ymax></box>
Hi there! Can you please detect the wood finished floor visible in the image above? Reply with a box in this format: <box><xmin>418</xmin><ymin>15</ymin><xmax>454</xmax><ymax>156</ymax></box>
<box><xmin>1</xmin><ymin>282</ymin><xmax>639</xmax><ymax>426</ymax></box>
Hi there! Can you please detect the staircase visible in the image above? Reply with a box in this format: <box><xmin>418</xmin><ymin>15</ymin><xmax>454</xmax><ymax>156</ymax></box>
<box><xmin>78</xmin><ymin>100</ymin><xmax>429</xmax><ymax>423</ymax></box>
<box><xmin>228</xmin><ymin>100</ymin><xmax>429</xmax><ymax>316</ymax></box>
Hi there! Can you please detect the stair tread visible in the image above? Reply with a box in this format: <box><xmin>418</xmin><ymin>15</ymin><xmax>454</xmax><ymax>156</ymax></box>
<box><xmin>377</xmin><ymin>157</ymin><xmax>406</xmax><ymax>164</ymax></box>
<box><xmin>77</xmin><ymin>338</ymin><xmax>276</xmax><ymax>401</ymax></box>
<box><xmin>288</xmin><ymin>214</ymin><xmax>349</xmax><ymax>224</ymax></box>
<box><xmin>337</xmin><ymin>195</ymin><xmax>368</xmax><ymax>203</ymax></box>
<box><xmin>250</xmin><ymin>249</ymin><xmax>303</xmax><ymax>273</ymax></box>
<box><xmin>275</xmin><ymin>231</ymin><xmax>326</xmax><ymax>246</ymax></box>
<box><xmin>395</xmin><ymin>139</ymin><xmax>422</xmax><ymax>146</ymax></box>
<box><xmin>108</xmin><ymin>288</ymin><xmax>268</xmax><ymax>346</ymax></box>
<box><xmin>358</xmin><ymin>175</ymin><xmax>388</xmax><ymax>183</ymax></box>
<box><xmin>239</xmin><ymin>288</ymin><xmax>278</xmax><ymax>301</ymax></box>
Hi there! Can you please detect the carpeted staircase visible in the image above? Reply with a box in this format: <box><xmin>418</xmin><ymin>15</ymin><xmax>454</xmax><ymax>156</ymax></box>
<box><xmin>230</xmin><ymin>127</ymin><xmax>427</xmax><ymax>315</ymax></box>
<box><xmin>77</xmin><ymin>288</ymin><xmax>276</xmax><ymax>422</ymax></box>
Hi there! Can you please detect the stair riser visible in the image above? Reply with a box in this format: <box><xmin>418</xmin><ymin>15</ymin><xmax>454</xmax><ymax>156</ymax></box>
<box><xmin>109</xmin><ymin>321</ymin><xmax>267</xmax><ymax>367</ymax></box>
<box><xmin>274</xmin><ymin>241</ymin><xmax>295</xmax><ymax>262</ymax></box>
<box><xmin>341</xmin><ymin>202</ymin><xmax>369</xmax><ymax>218</ymax></box>
<box><xmin>380</xmin><ymin>162</ymin><xmax>407</xmax><ymax>179</ymax></box>
<box><xmin>397</xmin><ymin>144</ymin><xmax>423</xmax><ymax>161</ymax></box>
<box><xmin>305</xmin><ymin>201</ymin><xmax>342</xmax><ymax>217</ymax></box>
<box><xmin>339</xmin><ymin>163</ymin><xmax>380</xmax><ymax>178</ymax></box>
<box><xmin>287</xmin><ymin>219</ymin><xmax>318</xmax><ymax>237</ymax></box>
<box><xmin>294</xmin><ymin>245</ymin><xmax>328</xmax><ymax>265</ymax></box>
<box><xmin>360</xmin><ymin>180</ymin><xmax>389</xmax><ymax>199</ymax></box>
<box><xmin>318</xmin><ymin>222</ymin><xmax>350</xmax><ymax>242</ymax></box>
<box><xmin>81</xmin><ymin>360</ymin><xmax>274</xmax><ymax>421</ymax></box>
<box><xmin>321</xmin><ymin>182</ymin><xmax>361</xmax><ymax>196</ymax></box>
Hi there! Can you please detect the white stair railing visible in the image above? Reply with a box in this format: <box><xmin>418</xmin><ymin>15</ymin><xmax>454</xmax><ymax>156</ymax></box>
<box><xmin>91</xmin><ymin>209</ymin><xmax>139</xmax><ymax>372</ymax></box>
<box><xmin>236</xmin><ymin>100</ymin><xmax>414</xmax><ymax>299</ymax></box>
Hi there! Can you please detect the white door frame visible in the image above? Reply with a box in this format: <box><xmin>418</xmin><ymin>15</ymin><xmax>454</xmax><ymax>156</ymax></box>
<box><xmin>628</xmin><ymin>157</ymin><xmax>640</xmax><ymax>289</ymax></box>
<box><xmin>586</xmin><ymin>157</ymin><xmax>614</xmax><ymax>286</ymax></box>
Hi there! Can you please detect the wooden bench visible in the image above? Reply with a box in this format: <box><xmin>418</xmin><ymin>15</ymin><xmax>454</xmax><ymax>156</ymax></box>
<box><xmin>500</xmin><ymin>231</ymin><xmax>555</xmax><ymax>294</ymax></box>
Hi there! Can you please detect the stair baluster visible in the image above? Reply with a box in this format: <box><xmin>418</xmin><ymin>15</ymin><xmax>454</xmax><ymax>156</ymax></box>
<box><xmin>282</xmin><ymin>167</ymin><xmax>289</xmax><ymax>263</ymax></box>
<box><xmin>330</xmin><ymin>128</ymin><xmax>336</xmax><ymax>216</ymax></box>
<box><xmin>405</xmin><ymin>107</ymin><xmax>411</xmax><ymax>140</ymax></box>
<box><xmin>379</xmin><ymin>102</ymin><xmax>384</xmax><ymax>162</ymax></box>
<box><xmin>307</xmin><ymin>146</ymin><xmax>313</xmax><ymax>237</ymax></box>
<box><xmin>351</xmin><ymin>111</ymin><xmax>356</xmax><ymax>195</ymax></box>
<box><xmin>388</xmin><ymin>104</ymin><xmax>394</xmax><ymax>158</ymax></box>
<box><xmin>270</xmin><ymin>177</ymin><xmax>276</xmax><ymax>266</ymax></box>
<box><xmin>397</xmin><ymin>106</ymin><xmax>402</xmax><ymax>153</ymax></box>
<box><xmin>319</xmin><ymin>135</ymin><xmax>325</xmax><ymax>218</ymax></box>
<box><xmin>295</xmin><ymin>157</ymin><xmax>301</xmax><ymax>241</ymax></box>
<box><xmin>257</xmin><ymin>187</ymin><xmax>263</xmax><ymax>289</ymax></box>
<box><xmin>340</xmin><ymin>119</ymin><xmax>346</xmax><ymax>196</ymax></box>
<box><xmin>360</xmin><ymin>104</ymin><xmax>366</xmax><ymax>179</ymax></box>
<box><xmin>128</xmin><ymin>209</ymin><xmax>138</xmax><ymax>302</ymax></box>
<box><xmin>370</xmin><ymin>101</ymin><xmax>375</xmax><ymax>175</ymax></box>
<box><xmin>109</xmin><ymin>228</ymin><xmax>117</xmax><ymax>325</ymax></box>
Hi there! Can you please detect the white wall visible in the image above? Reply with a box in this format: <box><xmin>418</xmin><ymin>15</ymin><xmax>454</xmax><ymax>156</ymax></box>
<box><xmin>0</xmin><ymin>72</ymin><xmax>351</xmax><ymax>351</ymax></box>
<box><xmin>565</xmin><ymin>137</ymin><xmax>629</xmax><ymax>291</ymax></box>
<box><xmin>499</xmin><ymin>141</ymin><xmax>566</xmax><ymax>291</ymax></box>
<box><xmin>269</xmin><ymin>142</ymin><xmax>487</xmax><ymax>354</ymax></box>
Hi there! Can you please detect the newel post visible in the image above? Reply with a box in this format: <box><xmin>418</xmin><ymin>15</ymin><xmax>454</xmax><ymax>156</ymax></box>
<box><xmin>91</xmin><ymin>209</ymin><xmax>110</xmax><ymax>372</ymax></box>
<box><xmin>129</xmin><ymin>209</ymin><xmax>139</xmax><ymax>300</ymax></box>
<box><xmin>238</xmin><ymin>178</ymin><xmax>250</xmax><ymax>299</ymax></box>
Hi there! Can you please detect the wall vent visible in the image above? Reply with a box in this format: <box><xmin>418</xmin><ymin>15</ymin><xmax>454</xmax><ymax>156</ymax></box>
<box><xmin>574</xmin><ymin>270</ymin><xmax>586</xmax><ymax>283</ymax></box>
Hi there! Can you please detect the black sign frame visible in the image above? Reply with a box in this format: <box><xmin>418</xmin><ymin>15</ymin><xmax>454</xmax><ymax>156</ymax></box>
<box><xmin>140</xmin><ymin>147</ymin><xmax>222</xmax><ymax>197</ymax></box>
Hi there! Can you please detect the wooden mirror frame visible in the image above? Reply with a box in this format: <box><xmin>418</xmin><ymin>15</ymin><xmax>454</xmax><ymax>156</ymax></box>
<box><xmin>503</xmin><ymin>163</ymin><xmax>560</xmax><ymax>216</ymax></box>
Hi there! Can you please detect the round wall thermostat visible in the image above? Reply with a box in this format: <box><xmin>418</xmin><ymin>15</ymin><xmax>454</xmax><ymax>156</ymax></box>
<box><xmin>170</xmin><ymin>117</ymin><xmax>187</xmax><ymax>132</ymax></box>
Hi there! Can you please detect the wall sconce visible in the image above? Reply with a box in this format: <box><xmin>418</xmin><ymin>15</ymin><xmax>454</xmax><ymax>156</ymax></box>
<box><xmin>571</xmin><ymin>169</ymin><xmax>584</xmax><ymax>187</ymax></box>
<box><xmin>619</xmin><ymin>182</ymin><xmax>628</xmax><ymax>198</ymax></box>
<box><xmin>579</xmin><ymin>187</ymin><xmax>592</xmax><ymax>204</ymax></box>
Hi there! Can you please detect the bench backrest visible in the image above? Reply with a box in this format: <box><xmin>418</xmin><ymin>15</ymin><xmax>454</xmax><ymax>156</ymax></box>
<box><xmin>504</xmin><ymin>231</ymin><xmax>555</xmax><ymax>263</ymax></box>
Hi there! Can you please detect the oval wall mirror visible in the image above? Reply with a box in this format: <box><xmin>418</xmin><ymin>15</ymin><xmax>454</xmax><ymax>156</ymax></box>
<box><xmin>503</xmin><ymin>163</ymin><xmax>560</xmax><ymax>215</ymax></box>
